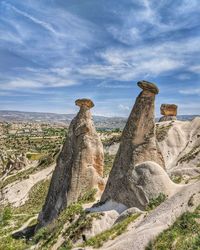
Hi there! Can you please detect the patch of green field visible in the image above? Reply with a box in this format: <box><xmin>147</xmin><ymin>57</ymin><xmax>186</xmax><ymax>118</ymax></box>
<box><xmin>146</xmin><ymin>205</ymin><xmax>200</xmax><ymax>250</ymax></box>
<box><xmin>26</xmin><ymin>152</ymin><xmax>44</xmax><ymax>161</ymax></box>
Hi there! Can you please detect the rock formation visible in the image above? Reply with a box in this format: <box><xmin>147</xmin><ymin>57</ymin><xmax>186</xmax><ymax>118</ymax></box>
<box><xmin>2</xmin><ymin>153</ymin><xmax>27</xmax><ymax>175</ymax></box>
<box><xmin>101</xmin><ymin>81</ymin><xmax>164</xmax><ymax>207</ymax></box>
<box><xmin>157</xmin><ymin>117</ymin><xmax>200</xmax><ymax>178</ymax></box>
<box><xmin>37</xmin><ymin>99</ymin><xmax>104</xmax><ymax>228</ymax></box>
<box><xmin>159</xmin><ymin>104</ymin><xmax>177</xmax><ymax>122</ymax></box>
<box><xmin>99</xmin><ymin>180</ymin><xmax>200</xmax><ymax>250</ymax></box>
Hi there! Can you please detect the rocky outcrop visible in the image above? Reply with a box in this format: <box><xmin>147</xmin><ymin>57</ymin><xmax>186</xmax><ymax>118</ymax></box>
<box><xmin>157</xmin><ymin>117</ymin><xmax>200</xmax><ymax>178</ymax></box>
<box><xmin>159</xmin><ymin>104</ymin><xmax>177</xmax><ymax>122</ymax></box>
<box><xmin>102</xmin><ymin>161</ymin><xmax>179</xmax><ymax>209</ymax></box>
<box><xmin>37</xmin><ymin>99</ymin><xmax>104</xmax><ymax>228</ymax></box>
<box><xmin>101</xmin><ymin>81</ymin><xmax>164</xmax><ymax>207</ymax></box>
<box><xmin>99</xmin><ymin>180</ymin><xmax>200</xmax><ymax>250</ymax></box>
<box><xmin>2</xmin><ymin>153</ymin><xmax>28</xmax><ymax>175</ymax></box>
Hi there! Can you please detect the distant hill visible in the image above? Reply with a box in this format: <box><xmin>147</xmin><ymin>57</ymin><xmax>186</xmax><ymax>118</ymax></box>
<box><xmin>0</xmin><ymin>110</ymin><xmax>199</xmax><ymax>129</ymax></box>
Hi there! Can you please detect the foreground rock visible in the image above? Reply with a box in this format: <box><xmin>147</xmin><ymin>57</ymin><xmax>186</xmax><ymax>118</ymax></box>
<box><xmin>159</xmin><ymin>104</ymin><xmax>177</xmax><ymax>122</ymax></box>
<box><xmin>37</xmin><ymin>99</ymin><xmax>104</xmax><ymax>228</ymax></box>
<box><xmin>101</xmin><ymin>81</ymin><xmax>164</xmax><ymax>207</ymax></box>
<box><xmin>158</xmin><ymin>117</ymin><xmax>200</xmax><ymax>178</ymax></box>
<box><xmin>100</xmin><ymin>161</ymin><xmax>180</xmax><ymax>210</ymax></box>
<box><xmin>99</xmin><ymin>180</ymin><xmax>200</xmax><ymax>250</ymax></box>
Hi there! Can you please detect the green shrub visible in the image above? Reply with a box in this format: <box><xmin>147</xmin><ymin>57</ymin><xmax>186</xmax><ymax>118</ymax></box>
<box><xmin>38</xmin><ymin>154</ymin><xmax>55</xmax><ymax>168</ymax></box>
<box><xmin>146</xmin><ymin>193</ymin><xmax>166</xmax><ymax>211</ymax></box>
<box><xmin>33</xmin><ymin>203</ymin><xmax>83</xmax><ymax>247</ymax></box>
<box><xmin>78</xmin><ymin>188</ymin><xmax>97</xmax><ymax>204</ymax></box>
<box><xmin>0</xmin><ymin>206</ymin><xmax>12</xmax><ymax>226</ymax></box>
<box><xmin>171</xmin><ymin>175</ymin><xmax>183</xmax><ymax>184</ymax></box>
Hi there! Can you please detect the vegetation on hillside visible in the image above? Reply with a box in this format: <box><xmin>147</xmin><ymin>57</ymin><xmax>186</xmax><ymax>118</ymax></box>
<box><xmin>147</xmin><ymin>205</ymin><xmax>200</xmax><ymax>250</ymax></box>
<box><xmin>146</xmin><ymin>193</ymin><xmax>166</xmax><ymax>211</ymax></box>
<box><xmin>104</xmin><ymin>153</ymin><xmax>115</xmax><ymax>177</ymax></box>
<box><xmin>156</xmin><ymin>123</ymin><xmax>173</xmax><ymax>142</ymax></box>
<box><xmin>0</xmin><ymin>179</ymin><xmax>51</xmax><ymax>249</ymax></box>
<box><xmin>81</xmin><ymin>213</ymin><xmax>140</xmax><ymax>248</ymax></box>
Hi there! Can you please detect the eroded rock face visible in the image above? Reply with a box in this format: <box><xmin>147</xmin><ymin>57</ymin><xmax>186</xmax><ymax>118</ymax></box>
<box><xmin>159</xmin><ymin>104</ymin><xmax>177</xmax><ymax>122</ymax></box>
<box><xmin>126</xmin><ymin>161</ymin><xmax>180</xmax><ymax>209</ymax></box>
<box><xmin>99</xmin><ymin>180</ymin><xmax>200</xmax><ymax>250</ymax></box>
<box><xmin>101</xmin><ymin>81</ymin><xmax>164</xmax><ymax>207</ymax></box>
<box><xmin>37</xmin><ymin>99</ymin><xmax>104</xmax><ymax>228</ymax></box>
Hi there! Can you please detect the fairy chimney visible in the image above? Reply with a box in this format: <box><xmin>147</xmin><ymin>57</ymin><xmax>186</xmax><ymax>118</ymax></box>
<box><xmin>100</xmin><ymin>80</ymin><xmax>164</xmax><ymax>207</ymax></box>
<box><xmin>37</xmin><ymin>99</ymin><xmax>104</xmax><ymax>228</ymax></box>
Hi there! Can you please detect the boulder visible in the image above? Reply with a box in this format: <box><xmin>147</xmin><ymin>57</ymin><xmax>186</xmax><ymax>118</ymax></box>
<box><xmin>37</xmin><ymin>99</ymin><xmax>104</xmax><ymax>228</ymax></box>
<box><xmin>100</xmin><ymin>81</ymin><xmax>164</xmax><ymax>207</ymax></box>
<box><xmin>99</xmin><ymin>181</ymin><xmax>200</xmax><ymax>250</ymax></box>
<box><xmin>159</xmin><ymin>104</ymin><xmax>177</xmax><ymax>122</ymax></box>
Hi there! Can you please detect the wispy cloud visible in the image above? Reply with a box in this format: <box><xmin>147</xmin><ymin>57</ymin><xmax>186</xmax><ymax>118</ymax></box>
<box><xmin>0</xmin><ymin>0</ymin><xmax>199</xmax><ymax>115</ymax></box>
<box><xmin>179</xmin><ymin>88</ymin><xmax>200</xmax><ymax>95</ymax></box>
<box><xmin>6</xmin><ymin>3</ymin><xmax>59</xmax><ymax>36</ymax></box>
<box><xmin>118</xmin><ymin>104</ymin><xmax>130</xmax><ymax>111</ymax></box>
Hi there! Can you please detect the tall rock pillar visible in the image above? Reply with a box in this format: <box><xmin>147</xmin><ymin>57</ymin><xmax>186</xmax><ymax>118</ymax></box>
<box><xmin>37</xmin><ymin>99</ymin><xmax>104</xmax><ymax>228</ymax></box>
<box><xmin>101</xmin><ymin>81</ymin><xmax>164</xmax><ymax>207</ymax></box>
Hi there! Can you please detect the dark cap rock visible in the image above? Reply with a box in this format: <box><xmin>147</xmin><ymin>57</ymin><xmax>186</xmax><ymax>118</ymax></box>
<box><xmin>160</xmin><ymin>104</ymin><xmax>177</xmax><ymax>116</ymax></box>
<box><xmin>137</xmin><ymin>80</ymin><xmax>159</xmax><ymax>94</ymax></box>
<box><xmin>75</xmin><ymin>98</ymin><xmax>94</xmax><ymax>108</ymax></box>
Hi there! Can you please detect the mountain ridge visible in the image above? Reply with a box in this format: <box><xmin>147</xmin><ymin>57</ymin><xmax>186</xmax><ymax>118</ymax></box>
<box><xmin>0</xmin><ymin>110</ymin><xmax>199</xmax><ymax>129</ymax></box>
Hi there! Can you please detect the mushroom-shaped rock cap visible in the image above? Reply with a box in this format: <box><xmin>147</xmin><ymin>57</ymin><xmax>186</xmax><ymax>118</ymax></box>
<box><xmin>137</xmin><ymin>80</ymin><xmax>159</xmax><ymax>94</ymax></box>
<box><xmin>75</xmin><ymin>98</ymin><xmax>94</xmax><ymax>109</ymax></box>
<box><xmin>160</xmin><ymin>104</ymin><xmax>177</xmax><ymax>116</ymax></box>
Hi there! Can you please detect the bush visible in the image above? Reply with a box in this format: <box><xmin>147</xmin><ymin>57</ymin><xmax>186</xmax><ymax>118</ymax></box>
<box><xmin>146</xmin><ymin>193</ymin><xmax>166</xmax><ymax>211</ymax></box>
<box><xmin>78</xmin><ymin>188</ymin><xmax>97</xmax><ymax>204</ymax></box>
<box><xmin>0</xmin><ymin>206</ymin><xmax>12</xmax><ymax>226</ymax></box>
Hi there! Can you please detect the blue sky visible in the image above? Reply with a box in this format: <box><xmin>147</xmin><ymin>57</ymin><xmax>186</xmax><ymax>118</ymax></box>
<box><xmin>0</xmin><ymin>0</ymin><xmax>200</xmax><ymax>117</ymax></box>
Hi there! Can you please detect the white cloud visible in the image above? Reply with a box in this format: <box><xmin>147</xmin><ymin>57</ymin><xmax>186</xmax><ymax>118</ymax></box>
<box><xmin>0</xmin><ymin>67</ymin><xmax>78</xmax><ymax>91</ymax></box>
<box><xmin>7</xmin><ymin>3</ymin><xmax>59</xmax><ymax>36</ymax></box>
<box><xmin>78</xmin><ymin>54</ymin><xmax>183</xmax><ymax>81</ymax></box>
<box><xmin>179</xmin><ymin>88</ymin><xmax>200</xmax><ymax>95</ymax></box>
<box><xmin>118</xmin><ymin>104</ymin><xmax>130</xmax><ymax>111</ymax></box>
<box><xmin>189</xmin><ymin>65</ymin><xmax>200</xmax><ymax>74</ymax></box>
<box><xmin>176</xmin><ymin>74</ymin><xmax>191</xmax><ymax>80</ymax></box>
